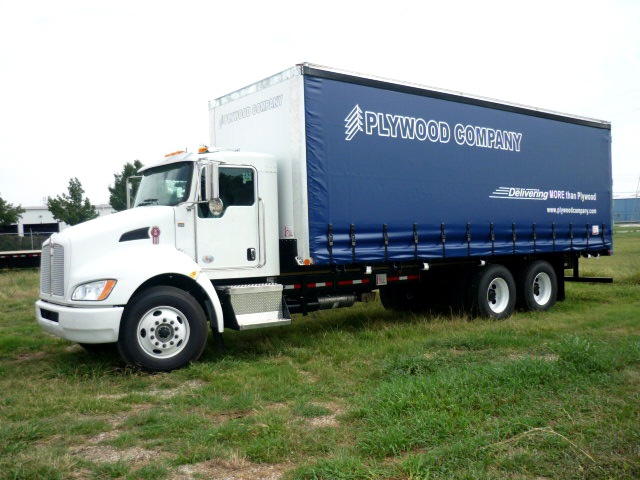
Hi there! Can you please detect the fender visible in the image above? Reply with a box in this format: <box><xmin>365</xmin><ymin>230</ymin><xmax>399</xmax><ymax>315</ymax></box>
<box><xmin>69</xmin><ymin>244</ymin><xmax>224</xmax><ymax>332</ymax></box>
<box><xmin>193</xmin><ymin>269</ymin><xmax>224</xmax><ymax>333</ymax></box>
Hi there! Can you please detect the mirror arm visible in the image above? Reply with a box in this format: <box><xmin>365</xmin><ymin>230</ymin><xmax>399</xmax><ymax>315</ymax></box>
<box><xmin>126</xmin><ymin>175</ymin><xmax>142</xmax><ymax>209</ymax></box>
<box><xmin>204</xmin><ymin>162</ymin><xmax>224</xmax><ymax>217</ymax></box>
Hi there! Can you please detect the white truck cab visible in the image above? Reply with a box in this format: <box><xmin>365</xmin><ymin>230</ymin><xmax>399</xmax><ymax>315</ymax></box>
<box><xmin>36</xmin><ymin>148</ymin><xmax>287</xmax><ymax>371</ymax></box>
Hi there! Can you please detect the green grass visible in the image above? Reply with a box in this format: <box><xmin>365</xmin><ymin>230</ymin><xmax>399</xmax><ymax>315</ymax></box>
<box><xmin>0</xmin><ymin>229</ymin><xmax>639</xmax><ymax>479</ymax></box>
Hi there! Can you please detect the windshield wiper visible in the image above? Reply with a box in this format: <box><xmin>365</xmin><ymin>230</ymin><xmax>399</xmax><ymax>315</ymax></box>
<box><xmin>137</xmin><ymin>198</ymin><xmax>159</xmax><ymax>206</ymax></box>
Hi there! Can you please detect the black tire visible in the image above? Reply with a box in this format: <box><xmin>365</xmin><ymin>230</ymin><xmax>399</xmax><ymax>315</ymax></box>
<box><xmin>469</xmin><ymin>264</ymin><xmax>516</xmax><ymax>319</ymax></box>
<box><xmin>517</xmin><ymin>260</ymin><xmax>557</xmax><ymax>311</ymax></box>
<box><xmin>117</xmin><ymin>286</ymin><xmax>208</xmax><ymax>372</ymax></box>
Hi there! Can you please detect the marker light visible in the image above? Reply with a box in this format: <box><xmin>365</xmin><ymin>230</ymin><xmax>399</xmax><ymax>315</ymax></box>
<box><xmin>164</xmin><ymin>150</ymin><xmax>185</xmax><ymax>158</ymax></box>
<box><xmin>198</xmin><ymin>145</ymin><xmax>209</xmax><ymax>154</ymax></box>
<box><xmin>72</xmin><ymin>280</ymin><xmax>117</xmax><ymax>301</ymax></box>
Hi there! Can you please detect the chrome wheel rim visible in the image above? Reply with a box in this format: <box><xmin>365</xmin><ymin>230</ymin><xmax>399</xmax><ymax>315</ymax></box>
<box><xmin>136</xmin><ymin>306</ymin><xmax>190</xmax><ymax>359</ymax></box>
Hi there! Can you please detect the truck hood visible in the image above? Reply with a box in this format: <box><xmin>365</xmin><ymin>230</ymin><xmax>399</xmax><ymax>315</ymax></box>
<box><xmin>44</xmin><ymin>207</ymin><xmax>177</xmax><ymax>303</ymax></box>
<box><xmin>51</xmin><ymin>207</ymin><xmax>176</xmax><ymax>249</ymax></box>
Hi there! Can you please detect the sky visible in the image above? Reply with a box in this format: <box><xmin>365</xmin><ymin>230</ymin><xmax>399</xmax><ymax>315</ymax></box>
<box><xmin>0</xmin><ymin>0</ymin><xmax>639</xmax><ymax>207</ymax></box>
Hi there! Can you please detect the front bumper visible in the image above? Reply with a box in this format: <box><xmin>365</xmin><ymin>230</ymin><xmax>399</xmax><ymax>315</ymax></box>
<box><xmin>36</xmin><ymin>300</ymin><xmax>124</xmax><ymax>344</ymax></box>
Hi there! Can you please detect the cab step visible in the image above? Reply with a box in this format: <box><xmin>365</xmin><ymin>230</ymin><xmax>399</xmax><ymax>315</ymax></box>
<box><xmin>216</xmin><ymin>283</ymin><xmax>291</xmax><ymax>330</ymax></box>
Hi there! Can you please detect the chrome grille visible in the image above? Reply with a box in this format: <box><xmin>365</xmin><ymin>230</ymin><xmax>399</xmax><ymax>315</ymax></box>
<box><xmin>40</xmin><ymin>242</ymin><xmax>65</xmax><ymax>296</ymax></box>
<box><xmin>52</xmin><ymin>244</ymin><xmax>65</xmax><ymax>296</ymax></box>
<box><xmin>40</xmin><ymin>244</ymin><xmax>50</xmax><ymax>294</ymax></box>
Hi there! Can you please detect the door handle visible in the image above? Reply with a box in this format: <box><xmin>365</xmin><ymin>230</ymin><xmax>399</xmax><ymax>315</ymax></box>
<box><xmin>247</xmin><ymin>248</ymin><xmax>256</xmax><ymax>261</ymax></box>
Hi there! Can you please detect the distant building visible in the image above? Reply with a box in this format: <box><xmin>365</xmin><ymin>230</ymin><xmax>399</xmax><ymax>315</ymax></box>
<box><xmin>613</xmin><ymin>197</ymin><xmax>640</xmax><ymax>223</ymax></box>
<box><xmin>0</xmin><ymin>205</ymin><xmax>115</xmax><ymax>258</ymax></box>
<box><xmin>1</xmin><ymin>204</ymin><xmax>115</xmax><ymax>236</ymax></box>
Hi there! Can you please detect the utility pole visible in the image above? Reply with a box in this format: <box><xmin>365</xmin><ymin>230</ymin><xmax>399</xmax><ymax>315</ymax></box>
<box><xmin>633</xmin><ymin>176</ymin><xmax>640</xmax><ymax>223</ymax></box>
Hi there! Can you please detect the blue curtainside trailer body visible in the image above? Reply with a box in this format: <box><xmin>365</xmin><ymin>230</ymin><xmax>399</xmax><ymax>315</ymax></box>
<box><xmin>303</xmin><ymin>68</ymin><xmax>611</xmax><ymax>264</ymax></box>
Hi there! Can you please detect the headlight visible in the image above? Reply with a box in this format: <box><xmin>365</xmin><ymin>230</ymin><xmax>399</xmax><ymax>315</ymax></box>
<box><xmin>72</xmin><ymin>280</ymin><xmax>117</xmax><ymax>301</ymax></box>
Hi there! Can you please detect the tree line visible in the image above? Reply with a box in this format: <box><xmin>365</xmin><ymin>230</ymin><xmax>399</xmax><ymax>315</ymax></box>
<box><xmin>0</xmin><ymin>160</ymin><xmax>143</xmax><ymax>228</ymax></box>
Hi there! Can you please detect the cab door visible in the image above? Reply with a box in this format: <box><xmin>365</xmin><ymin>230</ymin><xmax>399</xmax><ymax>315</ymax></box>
<box><xmin>195</xmin><ymin>166</ymin><xmax>261</xmax><ymax>273</ymax></box>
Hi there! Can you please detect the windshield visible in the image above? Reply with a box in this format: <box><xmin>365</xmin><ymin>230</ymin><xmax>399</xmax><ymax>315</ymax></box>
<box><xmin>134</xmin><ymin>162</ymin><xmax>193</xmax><ymax>207</ymax></box>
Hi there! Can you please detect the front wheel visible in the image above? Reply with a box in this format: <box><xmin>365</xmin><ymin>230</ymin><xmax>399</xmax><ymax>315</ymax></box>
<box><xmin>118</xmin><ymin>286</ymin><xmax>208</xmax><ymax>372</ymax></box>
<box><xmin>469</xmin><ymin>265</ymin><xmax>516</xmax><ymax>319</ymax></box>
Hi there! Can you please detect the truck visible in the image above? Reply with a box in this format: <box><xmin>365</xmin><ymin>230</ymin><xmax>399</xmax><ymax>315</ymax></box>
<box><xmin>36</xmin><ymin>63</ymin><xmax>613</xmax><ymax>371</ymax></box>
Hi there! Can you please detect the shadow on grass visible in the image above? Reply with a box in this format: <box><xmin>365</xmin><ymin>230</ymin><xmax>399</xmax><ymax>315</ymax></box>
<box><xmin>200</xmin><ymin>303</ymin><xmax>466</xmax><ymax>362</ymax></box>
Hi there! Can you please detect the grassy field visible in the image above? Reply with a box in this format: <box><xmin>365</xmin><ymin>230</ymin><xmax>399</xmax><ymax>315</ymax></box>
<box><xmin>0</xmin><ymin>229</ymin><xmax>638</xmax><ymax>479</ymax></box>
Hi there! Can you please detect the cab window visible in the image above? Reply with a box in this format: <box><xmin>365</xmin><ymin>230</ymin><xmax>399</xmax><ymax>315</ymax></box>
<box><xmin>134</xmin><ymin>162</ymin><xmax>192</xmax><ymax>207</ymax></box>
<box><xmin>199</xmin><ymin>167</ymin><xmax>256</xmax><ymax>218</ymax></box>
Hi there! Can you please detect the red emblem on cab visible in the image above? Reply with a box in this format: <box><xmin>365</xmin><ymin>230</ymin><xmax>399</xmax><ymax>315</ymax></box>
<box><xmin>150</xmin><ymin>226</ymin><xmax>161</xmax><ymax>244</ymax></box>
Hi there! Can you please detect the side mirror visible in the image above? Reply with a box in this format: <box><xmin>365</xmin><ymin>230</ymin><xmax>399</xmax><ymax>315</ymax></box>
<box><xmin>208</xmin><ymin>198</ymin><xmax>224</xmax><ymax>216</ymax></box>
<box><xmin>205</xmin><ymin>163</ymin><xmax>223</xmax><ymax>216</ymax></box>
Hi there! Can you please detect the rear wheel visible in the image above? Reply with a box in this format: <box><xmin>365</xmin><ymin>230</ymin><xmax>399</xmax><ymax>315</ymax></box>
<box><xmin>118</xmin><ymin>286</ymin><xmax>208</xmax><ymax>372</ymax></box>
<box><xmin>469</xmin><ymin>265</ymin><xmax>516</xmax><ymax>319</ymax></box>
<box><xmin>517</xmin><ymin>260</ymin><xmax>557</xmax><ymax>311</ymax></box>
